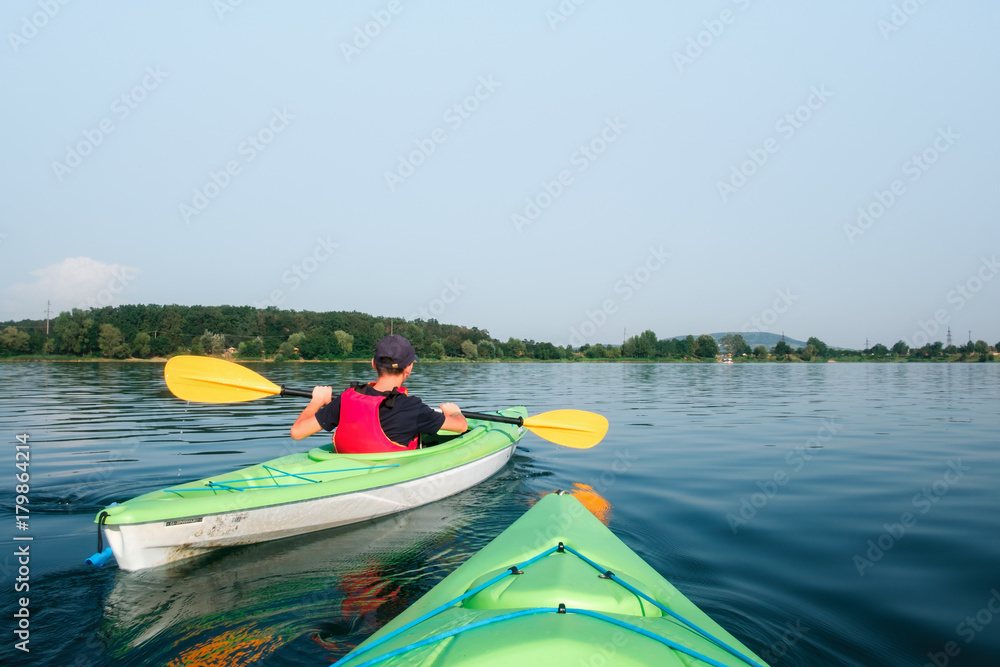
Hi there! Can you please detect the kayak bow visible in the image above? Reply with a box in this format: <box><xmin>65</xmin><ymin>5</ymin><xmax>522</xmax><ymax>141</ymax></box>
<box><xmin>334</xmin><ymin>492</ymin><xmax>771</xmax><ymax>667</ymax></box>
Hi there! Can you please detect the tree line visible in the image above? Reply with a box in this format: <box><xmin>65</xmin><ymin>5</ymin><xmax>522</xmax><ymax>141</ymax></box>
<box><xmin>604</xmin><ymin>331</ymin><xmax>998</xmax><ymax>362</ymax></box>
<box><xmin>0</xmin><ymin>304</ymin><xmax>569</xmax><ymax>361</ymax></box>
<box><xmin>0</xmin><ymin>304</ymin><xmax>995</xmax><ymax>362</ymax></box>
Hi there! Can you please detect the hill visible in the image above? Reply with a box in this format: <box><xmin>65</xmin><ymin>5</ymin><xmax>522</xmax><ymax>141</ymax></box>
<box><xmin>670</xmin><ymin>332</ymin><xmax>807</xmax><ymax>349</ymax></box>
<box><xmin>711</xmin><ymin>332</ymin><xmax>807</xmax><ymax>349</ymax></box>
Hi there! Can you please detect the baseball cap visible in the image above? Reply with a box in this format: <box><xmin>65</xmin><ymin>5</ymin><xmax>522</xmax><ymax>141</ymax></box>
<box><xmin>374</xmin><ymin>335</ymin><xmax>417</xmax><ymax>369</ymax></box>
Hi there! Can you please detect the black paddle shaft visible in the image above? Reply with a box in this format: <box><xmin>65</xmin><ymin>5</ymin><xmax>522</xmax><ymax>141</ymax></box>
<box><xmin>459</xmin><ymin>410</ymin><xmax>524</xmax><ymax>426</ymax></box>
<box><xmin>279</xmin><ymin>386</ymin><xmax>316</xmax><ymax>399</ymax></box>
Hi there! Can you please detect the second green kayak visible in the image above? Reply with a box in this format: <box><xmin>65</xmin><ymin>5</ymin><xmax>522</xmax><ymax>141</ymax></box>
<box><xmin>334</xmin><ymin>491</ymin><xmax>770</xmax><ymax>666</ymax></box>
<box><xmin>96</xmin><ymin>408</ymin><xmax>526</xmax><ymax>571</ymax></box>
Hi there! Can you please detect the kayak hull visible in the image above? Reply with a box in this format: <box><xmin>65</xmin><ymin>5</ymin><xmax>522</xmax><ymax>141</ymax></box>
<box><xmin>335</xmin><ymin>492</ymin><xmax>770</xmax><ymax>667</ymax></box>
<box><xmin>98</xmin><ymin>408</ymin><xmax>526</xmax><ymax>571</ymax></box>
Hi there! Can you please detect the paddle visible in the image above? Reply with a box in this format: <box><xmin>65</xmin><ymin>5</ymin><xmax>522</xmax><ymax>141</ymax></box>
<box><xmin>163</xmin><ymin>356</ymin><xmax>608</xmax><ymax>449</ymax></box>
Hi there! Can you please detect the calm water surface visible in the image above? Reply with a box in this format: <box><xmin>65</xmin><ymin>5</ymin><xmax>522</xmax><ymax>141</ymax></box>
<box><xmin>1</xmin><ymin>361</ymin><xmax>998</xmax><ymax>666</ymax></box>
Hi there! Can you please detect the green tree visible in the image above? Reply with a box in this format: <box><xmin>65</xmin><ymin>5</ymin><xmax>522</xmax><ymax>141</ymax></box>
<box><xmin>505</xmin><ymin>337</ymin><xmax>525</xmax><ymax>358</ymax></box>
<box><xmin>98</xmin><ymin>324</ymin><xmax>129</xmax><ymax>359</ymax></box>
<box><xmin>870</xmin><ymin>343</ymin><xmax>889</xmax><ymax>357</ymax></box>
<box><xmin>461</xmin><ymin>339</ymin><xmax>477</xmax><ymax>359</ymax></box>
<box><xmin>772</xmin><ymin>340</ymin><xmax>792</xmax><ymax>357</ymax></box>
<box><xmin>199</xmin><ymin>330</ymin><xmax>226</xmax><ymax>356</ymax></box>
<box><xmin>719</xmin><ymin>333</ymin><xmax>750</xmax><ymax>357</ymax></box>
<box><xmin>299</xmin><ymin>329</ymin><xmax>338</xmax><ymax>359</ymax></box>
<box><xmin>161</xmin><ymin>306</ymin><xmax>184</xmax><ymax>347</ymax></box>
<box><xmin>132</xmin><ymin>332</ymin><xmax>151</xmax><ymax>358</ymax></box>
<box><xmin>0</xmin><ymin>327</ymin><xmax>30</xmax><ymax>355</ymax></box>
<box><xmin>586</xmin><ymin>343</ymin><xmax>606</xmax><ymax>359</ymax></box>
<box><xmin>654</xmin><ymin>338</ymin><xmax>676</xmax><ymax>357</ymax></box>
<box><xmin>753</xmin><ymin>344</ymin><xmax>768</xmax><ymax>359</ymax></box>
<box><xmin>334</xmin><ymin>330</ymin><xmax>354</xmax><ymax>355</ymax></box>
<box><xmin>404</xmin><ymin>323</ymin><xmax>426</xmax><ymax>354</ymax></box>
<box><xmin>149</xmin><ymin>335</ymin><xmax>174</xmax><ymax>357</ymax></box>
<box><xmin>477</xmin><ymin>340</ymin><xmax>495</xmax><ymax>359</ymax></box>
<box><xmin>238</xmin><ymin>336</ymin><xmax>265</xmax><ymax>359</ymax></box>
<box><xmin>621</xmin><ymin>336</ymin><xmax>637</xmax><ymax>358</ymax></box>
<box><xmin>694</xmin><ymin>334</ymin><xmax>719</xmax><ymax>358</ymax></box>
<box><xmin>635</xmin><ymin>330</ymin><xmax>657</xmax><ymax>358</ymax></box>
<box><xmin>53</xmin><ymin>309</ymin><xmax>94</xmax><ymax>355</ymax></box>
<box><xmin>533</xmin><ymin>342</ymin><xmax>560</xmax><ymax>359</ymax></box>
<box><xmin>891</xmin><ymin>340</ymin><xmax>910</xmax><ymax>357</ymax></box>
<box><xmin>806</xmin><ymin>337</ymin><xmax>829</xmax><ymax>357</ymax></box>
<box><xmin>429</xmin><ymin>342</ymin><xmax>446</xmax><ymax>359</ymax></box>
<box><xmin>676</xmin><ymin>335</ymin><xmax>695</xmax><ymax>358</ymax></box>
<box><xmin>287</xmin><ymin>332</ymin><xmax>306</xmax><ymax>356</ymax></box>
<box><xmin>799</xmin><ymin>344</ymin><xmax>816</xmax><ymax>361</ymax></box>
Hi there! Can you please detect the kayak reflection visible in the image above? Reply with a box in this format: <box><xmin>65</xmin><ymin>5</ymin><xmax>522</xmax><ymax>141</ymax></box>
<box><xmin>99</xmin><ymin>490</ymin><xmax>512</xmax><ymax>663</ymax></box>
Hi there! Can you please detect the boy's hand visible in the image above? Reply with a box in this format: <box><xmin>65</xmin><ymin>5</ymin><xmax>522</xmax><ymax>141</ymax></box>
<box><xmin>438</xmin><ymin>403</ymin><xmax>469</xmax><ymax>433</ymax></box>
<box><xmin>439</xmin><ymin>402</ymin><xmax>462</xmax><ymax>417</ymax></box>
<box><xmin>312</xmin><ymin>386</ymin><xmax>333</xmax><ymax>404</ymax></box>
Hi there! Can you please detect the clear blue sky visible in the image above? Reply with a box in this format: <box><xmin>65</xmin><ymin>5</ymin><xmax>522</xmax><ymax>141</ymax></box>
<box><xmin>2</xmin><ymin>1</ymin><xmax>998</xmax><ymax>349</ymax></box>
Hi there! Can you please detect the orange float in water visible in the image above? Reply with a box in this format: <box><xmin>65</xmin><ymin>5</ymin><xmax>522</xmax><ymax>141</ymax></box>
<box><xmin>567</xmin><ymin>482</ymin><xmax>613</xmax><ymax>525</ymax></box>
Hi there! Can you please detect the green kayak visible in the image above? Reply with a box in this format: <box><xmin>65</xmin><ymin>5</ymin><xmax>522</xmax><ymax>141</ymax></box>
<box><xmin>333</xmin><ymin>491</ymin><xmax>770</xmax><ymax>666</ymax></box>
<box><xmin>95</xmin><ymin>407</ymin><xmax>526</xmax><ymax>571</ymax></box>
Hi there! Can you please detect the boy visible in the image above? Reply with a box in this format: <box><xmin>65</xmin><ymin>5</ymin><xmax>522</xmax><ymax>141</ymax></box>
<box><xmin>290</xmin><ymin>334</ymin><xmax>468</xmax><ymax>453</ymax></box>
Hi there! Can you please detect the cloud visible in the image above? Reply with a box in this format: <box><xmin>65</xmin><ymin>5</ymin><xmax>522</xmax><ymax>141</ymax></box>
<box><xmin>3</xmin><ymin>257</ymin><xmax>140</xmax><ymax>319</ymax></box>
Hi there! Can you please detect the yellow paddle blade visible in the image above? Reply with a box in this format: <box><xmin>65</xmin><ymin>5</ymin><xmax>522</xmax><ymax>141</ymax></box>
<box><xmin>522</xmin><ymin>409</ymin><xmax>609</xmax><ymax>449</ymax></box>
<box><xmin>164</xmin><ymin>356</ymin><xmax>283</xmax><ymax>403</ymax></box>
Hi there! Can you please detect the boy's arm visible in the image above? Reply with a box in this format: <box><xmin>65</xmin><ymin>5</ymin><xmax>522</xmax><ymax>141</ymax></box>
<box><xmin>290</xmin><ymin>386</ymin><xmax>333</xmax><ymax>440</ymax></box>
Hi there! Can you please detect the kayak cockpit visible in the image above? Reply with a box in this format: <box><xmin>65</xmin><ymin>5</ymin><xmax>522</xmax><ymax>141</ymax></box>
<box><xmin>462</xmin><ymin>550</ymin><xmax>664</xmax><ymax>618</ymax></box>
<box><xmin>306</xmin><ymin>428</ymin><xmax>471</xmax><ymax>462</ymax></box>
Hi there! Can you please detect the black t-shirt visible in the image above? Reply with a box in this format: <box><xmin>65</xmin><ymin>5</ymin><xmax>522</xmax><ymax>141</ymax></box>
<box><xmin>314</xmin><ymin>385</ymin><xmax>446</xmax><ymax>445</ymax></box>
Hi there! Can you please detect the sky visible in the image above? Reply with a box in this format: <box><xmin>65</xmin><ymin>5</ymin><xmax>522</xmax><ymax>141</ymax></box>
<box><xmin>1</xmin><ymin>1</ymin><xmax>998</xmax><ymax>350</ymax></box>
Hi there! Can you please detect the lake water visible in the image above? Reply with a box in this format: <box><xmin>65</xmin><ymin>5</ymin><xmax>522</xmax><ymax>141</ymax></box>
<box><xmin>1</xmin><ymin>361</ymin><xmax>998</xmax><ymax>666</ymax></box>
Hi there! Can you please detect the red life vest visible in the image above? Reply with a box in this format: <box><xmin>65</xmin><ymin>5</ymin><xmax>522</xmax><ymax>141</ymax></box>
<box><xmin>333</xmin><ymin>384</ymin><xmax>420</xmax><ymax>454</ymax></box>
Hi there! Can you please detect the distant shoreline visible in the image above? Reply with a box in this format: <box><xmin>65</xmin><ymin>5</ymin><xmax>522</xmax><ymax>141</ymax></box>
<box><xmin>1</xmin><ymin>355</ymin><xmax>993</xmax><ymax>364</ymax></box>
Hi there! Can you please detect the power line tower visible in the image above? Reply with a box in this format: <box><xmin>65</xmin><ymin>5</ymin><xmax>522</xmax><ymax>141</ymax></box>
<box><xmin>946</xmin><ymin>327</ymin><xmax>952</xmax><ymax>347</ymax></box>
